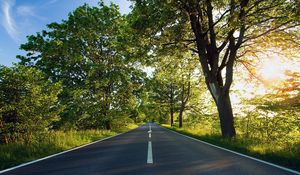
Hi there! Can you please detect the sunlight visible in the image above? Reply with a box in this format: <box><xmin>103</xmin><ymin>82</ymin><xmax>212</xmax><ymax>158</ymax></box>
<box><xmin>231</xmin><ymin>53</ymin><xmax>300</xmax><ymax>106</ymax></box>
<box><xmin>258</xmin><ymin>57</ymin><xmax>286</xmax><ymax>82</ymax></box>
<box><xmin>230</xmin><ymin>93</ymin><xmax>241</xmax><ymax>105</ymax></box>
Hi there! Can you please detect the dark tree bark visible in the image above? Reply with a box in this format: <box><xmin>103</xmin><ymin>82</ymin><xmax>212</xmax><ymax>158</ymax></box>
<box><xmin>169</xmin><ymin>83</ymin><xmax>175</xmax><ymax>126</ymax></box>
<box><xmin>170</xmin><ymin>106</ymin><xmax>174</xmax><ymax>126</ymax></box>
<box><xmin>188</xmin><ymin>15</ymin><xmax>237</xmax><ymax>137</ymax></box>
<box><xmin>105</xmin><ymin>120</ymin><xmax>111</xmax><ymax>130</ymax></box>
<box><xmin>216</xmin><ymin>91</ymin><xmax>236</xmax><ymax>137</ymax></box>
<box><xmin>178</xmin><ymin>106</ymin><xmax>183</xmax><ymax>128</ymax></box>
<box><xmin>178</xmin><ymin>83</ymin><xmax>185</xmax><ymax>128</ymax></box>
<box><xmin>181</xmin><ymin>0</ymin><xmax>250</xmax><ymax>137</ymax></box>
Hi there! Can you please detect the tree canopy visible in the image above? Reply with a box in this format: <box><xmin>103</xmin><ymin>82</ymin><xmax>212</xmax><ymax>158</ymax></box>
<box><xmin>0</xmin><ymin>0</ymin><xmax>299</xmax><ymax>145</ymax></box>
<box><xmin>128</xmin><ymin>0</ymin><xmax>299</xmax><ymax>137</ymax></box>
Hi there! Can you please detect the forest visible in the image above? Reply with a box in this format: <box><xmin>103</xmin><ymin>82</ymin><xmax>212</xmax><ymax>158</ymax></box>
<box><xmin>0</xmin><ymin>0</ymin><xmax>299</xmax><ymax>171</ymax></box>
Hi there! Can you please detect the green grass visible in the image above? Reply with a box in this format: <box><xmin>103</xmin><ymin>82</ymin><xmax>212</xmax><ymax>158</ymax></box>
<box><xmin>0</xmin><ymin>124</ymin><xmax>138</xmax><ymax>171</ymax></box>
<box><xmin>162</xmin><ymin>124</ymin><xmax>300</xmax><ymax>172</ymax></box>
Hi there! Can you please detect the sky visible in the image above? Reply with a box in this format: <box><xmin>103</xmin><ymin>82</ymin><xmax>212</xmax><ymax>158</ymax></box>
<box><xmin>0</xmin><ymin>0</ymin><xmax>132</xmax><ymax>66</ymax></box>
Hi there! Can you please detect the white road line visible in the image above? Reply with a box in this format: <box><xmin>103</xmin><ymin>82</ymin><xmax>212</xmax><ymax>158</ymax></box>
<box><xmin>147</xmin><ymin>123</ymin><xmax>153</xmax><ymax>164</ymax></box>
<box><xmin>147</xmin><ymin>141</ymin><xmax>153</xmax><ymax>164</ymax></box>
<box><xmin>0</xmin><ymin>127</ymin><xmax>140</xmax><ymax>174</ymax></box>
<box><xmin>148</xmin><ymin>125</ymin><xmax>152</xmax><ymax>139</ymax></box>
<box><xmin>163</xmin><ymin>127</ymin><xmax>300</xmax><ymax>175</ymax></box>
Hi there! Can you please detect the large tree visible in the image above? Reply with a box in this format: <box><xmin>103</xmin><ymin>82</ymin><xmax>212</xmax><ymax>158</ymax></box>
<box><xmin>130</xmin><ymin>0</ymin><xmax>299</xmax><ymax>137</ymax></box>
<box><xmin>18</xmin><ymin>3</ymin><xmax>145</xmax><ymax>130</ymax></box>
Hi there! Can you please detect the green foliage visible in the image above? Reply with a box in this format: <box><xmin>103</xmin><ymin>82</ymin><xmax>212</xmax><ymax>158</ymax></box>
<box><xmin>165</xmin><ymin>69</ymin><xmax>300</xmax><ymax>168</ymax></box>
<box><xmin>139</xmin><ymin>51</ymin><xmax>202</xmax><ymax>125</ymax></box>
<box><xmin>0</xmin><ymin>0</ymin><xmax>299</xmax><ymax>171</ymax></box>
<box><xmin>0</xmin><ymin>129</ymin><xmax>116</xmax><ymax>170</ymax></box>
<box><xmin>129</xmin><ymin>0</ymin><xmax>299</xmax><ymax>137</ymax></box>
<box><xmin>17</xmin><ymin>3</ymin><xmax>146</xmax><ymax>130</ymax></box>
<box><xmin>159</xmin><ymin>53</ymin><xmax>300</xmax><ymax>169</ymax></box>
<box><xmin>0</xmin><ymin>65</ymin><xmax>62</xmax><ymax>144</ymax></box>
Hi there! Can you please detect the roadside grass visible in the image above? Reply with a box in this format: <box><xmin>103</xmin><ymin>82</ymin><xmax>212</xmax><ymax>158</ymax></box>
<box><xmin>0</xmin><ymin>124</ymin><xmax>138</xmax><ymax>171</ymax></box>
<box><xmin>162</xmin><ymin>124</ymin><xmax>300</xmax><ymax>172</ymax></box>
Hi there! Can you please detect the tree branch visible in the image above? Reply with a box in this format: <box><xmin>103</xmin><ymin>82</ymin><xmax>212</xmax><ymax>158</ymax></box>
<box><xmin>243</xmin><ymin>20</ymin><xmax>293</xmax><ymax>43</ymax></box>
<box><xmin>219</xmin><ymin>46</ymin><xmax>230</xmax><ymax>71</ymax></box>
<box><xmin>218</xmin><ymin>30</ymin><xmax>234</xmax><ymax>52</ymax></box>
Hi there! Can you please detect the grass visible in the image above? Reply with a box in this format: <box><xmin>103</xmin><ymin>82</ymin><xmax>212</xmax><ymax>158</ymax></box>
<box><xmin>0</xmin><ymin>124</ymin><xmax>138</xmax><ymax>171</ymax></box>
<box><xmin>162</xmin><ymin>124</ymin><xmax>300</xmax><ymax>172</ymax></box>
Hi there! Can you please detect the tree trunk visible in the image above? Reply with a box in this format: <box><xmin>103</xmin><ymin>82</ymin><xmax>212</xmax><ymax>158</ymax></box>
<box><xmin>178</xmin><ymin>74</ymin><xmax>191</xmax><ymax>128</ymax></box>
<box><xmin>169</xmin><ymin>83</ymin><xmax>174</xmax><ymax>126</ymax></box>
<box><xmin>216</xmin><ymin>92</ymin><xmax>236</xmax><ymax>137</ymax></box>
<box><xmin>170</xmin><ymin>107</ymin><xmax>174</xmax><ymax>126</ymax></box>
<box><xmin>189</xmin><ymin>12</ymin><xmax>236</xmax><ymax>137</ymax></box>
<box><xmin>105</xmin><ymin>120</ymin><xmax>111</xmax><ymax>130</ymax></box>
<box><xmin>178</xmin><ymin>108</ymin><xmax>183</xmax><ymax>128</ymax></box>
<box><xmin>179</xmin><ymin>83</ymin><xmax>185</xmax><ymax>128</ymax></box>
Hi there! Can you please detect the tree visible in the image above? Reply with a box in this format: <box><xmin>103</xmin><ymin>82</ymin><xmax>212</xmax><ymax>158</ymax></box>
<box><xmin>148</xmin><ymin>73</ymin><xmax>179</xmax><ymax>126</ymax></box>
<box><xmin>0</xmin><ymin>65</ymin><xmax>61</xmax><ymax>143</ymax></box>
<box><xmin>129</xmin><ymin>0</ymin><xmax>299</xmax><ymax>137</ymax></box>
<box><xmin>145</xmin><ymin>52</ymin><xmax>199</xmax><ymax>127</ymax></box>
<box><xmin>177</xmin><ymin>56</ymin><xmax>198</xmax><ymax>128</ymax></box>
<box><xmin>18</xmin><ymin>3</ymin><xmax>146</xmax><ymax>130</ymax></box>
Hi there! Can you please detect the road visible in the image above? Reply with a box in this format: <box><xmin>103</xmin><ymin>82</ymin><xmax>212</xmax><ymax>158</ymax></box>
<box><xmin>1</xmin><ymin>123</ymin><xmax>299</xmax><ymax>175</ymax></box>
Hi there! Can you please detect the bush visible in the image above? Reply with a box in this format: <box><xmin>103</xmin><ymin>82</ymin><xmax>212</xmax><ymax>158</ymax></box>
<box><xmin>0</xmin><ymin>65</ymin><xmax>62</xmax><ymax>144</ymax></box>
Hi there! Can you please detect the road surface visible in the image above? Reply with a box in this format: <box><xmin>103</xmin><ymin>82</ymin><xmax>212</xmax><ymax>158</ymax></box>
<box><xmin>1</xmin><ymin>123</ymin><xmax>299</xmax><ymax>175</ymax></box>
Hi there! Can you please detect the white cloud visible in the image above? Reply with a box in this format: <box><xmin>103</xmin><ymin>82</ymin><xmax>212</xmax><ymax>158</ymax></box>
<box><xmin>46</xmin><ymin>0</ymin><xmax>59</xmax><ymax>5</ymax></box>
<box><xmin>17</xmin><ymin>5</ymin><xmax>34</xmax><ymax>17</ymax></box>
<box><xmin>17</xmin><ymin>5</ymin><xmax>45</xmax><ymax>20</ymax></box>
<box><xmin>1</xmin><ymin>0</ymin><xmax>19</xmax><ymax>41</ymax></box>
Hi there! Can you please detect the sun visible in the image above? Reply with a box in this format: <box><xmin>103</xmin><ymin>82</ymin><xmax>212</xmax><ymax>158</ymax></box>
<box><xmin>259</xmin><ymin>61</ymin><xmax>285</xmax><ymax>80</ymax></box>
<box><xmin>230</xmin><ymin>52</ymin><xmax>300</xmax><ymax>107</ymax></box>
<box><xmin>257</xmin><ymin>57</ymin><xmax>287</xmax><ymax>82</ymax></box>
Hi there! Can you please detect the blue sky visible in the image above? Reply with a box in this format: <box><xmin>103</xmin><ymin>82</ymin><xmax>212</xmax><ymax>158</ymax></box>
<box><xmin>0</xmin><ymin>0</ymin><xmax>132</xmax><ymax>66</ymax></box>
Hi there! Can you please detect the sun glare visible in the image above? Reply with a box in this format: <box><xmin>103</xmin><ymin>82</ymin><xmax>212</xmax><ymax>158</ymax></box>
<box><xmin>231</xmin><ymin>53</ymin><xmax>300</xmax><ymax>105</ymax></box>
<box><xmin>258</xmin><ymin>58</ymin><xmax>286</xmax><ymax>81</ymax></box>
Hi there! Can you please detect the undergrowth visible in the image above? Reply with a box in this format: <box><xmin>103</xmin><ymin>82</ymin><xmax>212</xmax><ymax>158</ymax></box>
<box><xmin>0</xmin><ymin>124</ymin><xmax>138</xmax><ymax>170</ymax></box>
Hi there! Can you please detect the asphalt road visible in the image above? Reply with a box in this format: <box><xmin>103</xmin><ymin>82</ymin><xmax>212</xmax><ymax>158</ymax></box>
<box><xmin>1</xmin><ymin>123</ymin><xmax>299</xmax><ymax>175</ymax></box>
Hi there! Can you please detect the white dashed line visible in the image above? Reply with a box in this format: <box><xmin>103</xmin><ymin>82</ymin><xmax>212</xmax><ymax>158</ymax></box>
<box><xmin>147</xmin><ymin>123</ymin><xmax>153</xmax><ymax>164</ymax></box>
<box><xmin>147</xmin><ymin>141</ymin><xmax>153</xmax><ymax>164</ymax></box>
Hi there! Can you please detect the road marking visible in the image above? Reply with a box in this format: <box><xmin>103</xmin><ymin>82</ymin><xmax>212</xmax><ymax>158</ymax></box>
<box><xmin>163</xmin><ymin>127</ymin><xmax>300</xmax><ymax>175</ymax></box>
<box><xmin>147</xmin><ymin>123</ymin><xmax>153</xmax><ymax>164</ymax></box>
<box><xmin>147</xmin><ymin>141</ymin><xmax>153</xmax><ymax>164</ymax></box>
<box><xmin>148</xmin><ymin>125</ymin><xmax>152</xmax><ymax>139</ymax></box>
<box><xmin>148</xmin><ymin>123</ymin><xmax>152</xmax><ymax>138</ymax></box>
<box><xmin>0</xmin><ymin>126</ymin><xmax>141</xmax><ymax>174</ymax></box>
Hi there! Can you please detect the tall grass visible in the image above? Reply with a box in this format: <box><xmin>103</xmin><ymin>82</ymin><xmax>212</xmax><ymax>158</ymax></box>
<box><xmin>0</xmin><ymin>128</ymin><xmax>134</xmax><ymax>170</ymax></box>
<box><xmin>162</xmin><ymin>124</ymin><xmax>300</xmax><ymax>171</ymax></box>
